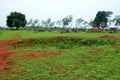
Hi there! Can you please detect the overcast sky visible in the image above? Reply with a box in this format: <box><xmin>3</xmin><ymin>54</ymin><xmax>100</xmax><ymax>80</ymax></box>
<box><xmin>0</xmin><ymin>0</ymin><xmax>120</xmax><ymax>26</ymax></box>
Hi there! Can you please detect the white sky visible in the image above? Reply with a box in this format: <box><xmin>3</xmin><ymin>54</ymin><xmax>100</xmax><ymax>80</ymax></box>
<box><xmin>0</xmin><ymin>0</ymin><xmax>120</xmax><ymax>26</ymax></box>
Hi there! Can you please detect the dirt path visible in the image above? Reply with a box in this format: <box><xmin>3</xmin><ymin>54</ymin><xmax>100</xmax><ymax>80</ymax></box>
<box><xmin>0</xmin><ymin>39</ymin><xmax>16</xmax><ymax>71</ymax></box>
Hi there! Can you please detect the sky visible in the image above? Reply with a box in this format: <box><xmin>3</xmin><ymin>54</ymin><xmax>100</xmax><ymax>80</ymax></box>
<box><xmin>0</xmin><ymin>0</ymin><xmax>120</xmax><ymax>26</ymax></box>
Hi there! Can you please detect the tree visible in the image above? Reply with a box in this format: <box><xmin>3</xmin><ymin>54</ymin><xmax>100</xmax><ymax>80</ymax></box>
<box><xmin>76</xmin><ymin>18</ymin><xmax>84</xmax><ymax>28</ymax></box>
<box><xmin>83</xmin><ymin>21</ymin><xmax>88</xmax><ymax>30</ymax></box>
<box><xmin>62</xmin><ymin>15</ymin><xmax>73</xmax><ymax>28</ymax></box>
<box><xmin>89</xmin><ymin>20</ymin><xmax>94</xmax><ymax>27</ymax></box>
<box><xmin>113</xmin><ymin>15</ymin><xmax>120</xmax><ymax>29</ymax></box>
<box><xmin>93</xmin><ymin>11</ymin><xmax>113</xmax><ymax>29</ymax></box>
<box><xmin>41</xmin><ymin>20</ymin><xmax>46</xmax><ymax>27</ymax></box>
<box><xmin>41</xmin><ymin>18</ymin><xmax>55</xmax><ymax>28</ymax></box>
<box><xmin>106</xmin><ymin>11</ymin><xmax>113</xmax><ymax>17</ymax></box>
<box><xmin>56</xmin><ymin>20</ymin><xmax>63</xmax><ymax>27</ymax></box>
<box><xmin>32</xmin><ymin>19</ymin><xmax>39</xmax><ymax>27</ymax></box>
<box><xmin>27</xmin><ymin>19</ymin><xmax>33</xmax><ymax>27</ymax></box>
<box><xmin>6</xmin><ymin>12</ymin><xmax>27</xmax><ymax>30</ymax></box>
<box><xmin>45</xmin><ymin>18</ymin><xmax>51</xmax><ymax>27</ymax></box>
<box><xmin>106</xmin><ymin>11</ymin><xmax>113</xmax><ymax>26</ymax></box>
<box><xmin>49</xmin><ymin>22</ymin><xmax>55</xmax><ymax>28</ymax></box>
<box><xmin>27</xmin><ymin>19</ymin><xmax>40</xmax><ymax>27</ymax></box>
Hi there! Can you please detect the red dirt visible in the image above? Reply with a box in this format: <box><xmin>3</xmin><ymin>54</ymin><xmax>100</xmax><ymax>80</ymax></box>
<box><xmin>0</xmin><ymin>39</ymin><xmax>16</xmax><ymax>71</ymax></box>
<box><xmin>24</xmin><ymin>50</ymin><xmax>65</xmax><ymax>60</ymax></box>
<box><xmin>0</xmin><ymin>39</ymin><xmax>66</xmax><ymax>71</ymax></box>
<box><xmin>40</xmin><ymin>50</ymin><xmax>65</xmax><ymax>56</ymax></box>
<box><xmin>91</xmin><ymin>29</ymin><xmax>101</xmax><ymax>33</ymax></box>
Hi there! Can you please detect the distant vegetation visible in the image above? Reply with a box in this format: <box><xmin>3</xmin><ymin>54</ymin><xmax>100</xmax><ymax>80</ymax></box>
<box><xmin>4</xmin><ymin>11</ymin><xmax>120</xmax><ymax>32</ymax></box>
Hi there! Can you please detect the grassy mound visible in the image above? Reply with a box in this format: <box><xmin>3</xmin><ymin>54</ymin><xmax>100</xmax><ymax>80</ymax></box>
<box><xmin>9</xmin><ymin>37</ymin><xmax>116</xmax><ymax>51</ymax></box>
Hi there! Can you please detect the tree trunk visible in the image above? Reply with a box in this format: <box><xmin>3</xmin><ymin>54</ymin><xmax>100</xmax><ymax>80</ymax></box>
<box><xmin>16</xmin><ymin>27</ymin><xmax>19</xmax><ymax>30</ymax></box>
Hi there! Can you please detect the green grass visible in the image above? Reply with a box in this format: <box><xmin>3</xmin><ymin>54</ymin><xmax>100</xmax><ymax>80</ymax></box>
<box><xmin>0</xmin><ymin>30</ymin><xmax>120</xmax><ymax>40</ymax></box>
<box><xmin>9</xmin><ymin>37</ymin><xmax>116</xmax><ymax>51</ymax></box>
<box><xmin>4</xmin><ymin>47</ymin><xmax>120</xmax><ymax>80</ymax></box>
<box><xmin>0</xmin><ymin>30</ymin><xmax>120</xmax><ymax>80</ymax></box>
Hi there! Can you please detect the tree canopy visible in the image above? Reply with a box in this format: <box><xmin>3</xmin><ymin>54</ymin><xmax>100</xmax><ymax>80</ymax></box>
<box><xmin>93</xmin><ymin>11</ymin><xmax>113</xmax><ymax>29</ymax></box>
<box><xmin>62</xmin><ymin>15</ymin><xmax>73</xmax><ymax>27</ymax></box>
<box><xmin>6</xmin><ymin>12</ymin><xmax>27</xmax><ymax>30</ymax></box>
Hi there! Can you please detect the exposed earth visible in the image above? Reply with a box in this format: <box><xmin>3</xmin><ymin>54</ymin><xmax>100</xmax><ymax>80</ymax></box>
<box><xmin>0</xmin><ymin>39</ymin><xmax>65</xmax><ymax>71</ymax></box>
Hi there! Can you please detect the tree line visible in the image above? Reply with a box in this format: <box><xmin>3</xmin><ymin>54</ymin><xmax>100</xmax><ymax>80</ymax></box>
<box><xmin>6</xmin><ymin>11</ymin><xmax>120</xmax><ymax>30</ymax></box>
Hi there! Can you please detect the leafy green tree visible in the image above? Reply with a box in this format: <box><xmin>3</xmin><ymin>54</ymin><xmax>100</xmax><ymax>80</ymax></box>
<box><xmin>106</xmin><ymin>11</ymin><xmax>113</xmax><ymax>17</ymax></box>
<box><xmin>93</xmin><ymin>11</ymin><xmax>107</xmax><ymax>29</ymax></box>
<box><xmin>93</xmin><ymin>11</ymin><xmax>113</xmax><ymax>29</ymax></box>
<box><xmin>6</xmin><ymin>12</ymin><xmax>27</xmax><ymax>30</ymax></box>
<box><xmin>62</xmin><ymin>15</ymin><xmax>73</xmax><ymax>28</ymax></box>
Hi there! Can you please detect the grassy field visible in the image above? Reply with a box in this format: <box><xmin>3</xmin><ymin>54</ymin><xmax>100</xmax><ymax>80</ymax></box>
<box><xmin>0</xmin><ymin>30</ymin><xmax>120</xmax><ymax>40</ymax></box>
<box><xmin>0</xmin><ymin>30</ymin><xmax>120</xmax><ymax>80</ymax></box>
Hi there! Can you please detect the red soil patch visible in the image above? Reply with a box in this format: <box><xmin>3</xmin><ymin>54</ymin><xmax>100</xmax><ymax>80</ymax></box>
<box><xmin>25</xmin><ymin>50</ymin><xmax>65</xmax><ymax>60</ymax></box>
<box><xmin>40</xmin><ymin>50</ymin><xmax>65</xmax><ymax>56</ymax></box>
<box><xmin>91</xmin><ymin>29</ymin><xmax>101</xmax><ymax>33</ymax></box>
<box><xmin>0</xmin><ymin>39</ymin><xmax>66</xmax><ymax>71</ymax></box>
<box><xmin>0</xmin><ymin>39</ymin><xmax>16</xmax><ymax>71</ymax></box>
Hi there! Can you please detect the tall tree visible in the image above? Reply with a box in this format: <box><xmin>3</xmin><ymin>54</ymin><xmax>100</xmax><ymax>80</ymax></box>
<box><xmin>6</xmin><ymin>12</ymin><xmax>27</xmax><ymax>30</ymax></box>
<box><xmin>41</xmin><ymin>18</ymin><xmax>55</xmax><ymax>28</ymax></box>
<box><xmin>76</xmin><ymin>18</ymin><xmax>84</xmax><ymax>28</ymax></box>
<box><xmin>27</xmin><ymin>19</ymin><xmax>40</xmax><ymax>27</ymax></box>
<box><xmin>62</xmin><ymin>15</ymin><xmax>73</xmax><ymax>28</ymax></box>
<box><xmin>32</xmin><ymin>19</ymin><xmax>39</xmax><ymax>27</ymax></box>
<box><xmin>93</xmin><ymin>11</ymin><xmax>113</xmax><ymax>29</ymax></box>
<box><xmin>113</xmin><ymin>15</ymin><xmax>120</xmax><ymax>29</ymax></box>
<box><xmin>45</xmin><ymin>18</ymin><xmax>51</xmax><ymax>27</ymax></box>
<box><xmin>106</xmin><ymin>11</ymin><xmax>113</xmax><ymax>26</ymax></box>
